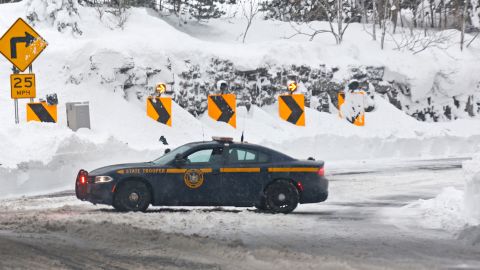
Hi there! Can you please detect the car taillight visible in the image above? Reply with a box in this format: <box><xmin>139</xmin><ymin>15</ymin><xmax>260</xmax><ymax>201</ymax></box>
<box><xmin>296</xmin><ymin>181</ymin><xmax>304</xmax><ymax>191</ymax></box>
<box><xmin>77</xmin><ymin>170</ymin><xmax>88</xmax><ymax>184</ymax></box>
<box><xmin>318</xmin><ymin>167</ymin><xmax>325</xmax><ymax>176</ymax></box>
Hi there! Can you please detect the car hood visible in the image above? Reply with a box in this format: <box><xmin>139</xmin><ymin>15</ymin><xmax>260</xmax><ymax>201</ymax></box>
<box><xmin>89</xmin><ymin>162</ymin><xmax>152</xmax><ymax>175</ymax></box>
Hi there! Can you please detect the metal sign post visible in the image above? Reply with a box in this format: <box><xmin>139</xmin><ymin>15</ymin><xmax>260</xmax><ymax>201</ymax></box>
<box><xmin>29</xmin><ymin>65</ymin><xmax>33</xmax><ymax>103</ymax></box>
<box><xmin>12</xmin><ymin>65</ymin><xmax>19</xmax><ymax>124</ymax></box>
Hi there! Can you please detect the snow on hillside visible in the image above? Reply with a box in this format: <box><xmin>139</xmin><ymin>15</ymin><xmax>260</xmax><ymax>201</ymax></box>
<box><xmin>0</xmin><ymin>1</ymin><xmax>479</xmax><ymax>197</ymax></box>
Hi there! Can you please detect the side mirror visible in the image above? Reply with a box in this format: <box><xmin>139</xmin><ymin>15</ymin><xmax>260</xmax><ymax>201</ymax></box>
<box><xmin>164</xmin><ymin>148</ymin><xmax>171</xmax><ymax>154</ymax></box>
<box><xmin>174</xmin><ymin>153</ymin><xmax>186</xmax><ymax>167</ymax></box>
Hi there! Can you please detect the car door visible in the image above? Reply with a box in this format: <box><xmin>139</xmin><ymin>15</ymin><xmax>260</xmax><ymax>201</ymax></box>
<box><xmin>158</xmin><ymin>146</ymin><xmax>224</xmax><ymax>206</ymax></box>
<box><xmin>221</xmin><ymin>146</ymin><xmax>270</xmax><ymax>205</ymax></box>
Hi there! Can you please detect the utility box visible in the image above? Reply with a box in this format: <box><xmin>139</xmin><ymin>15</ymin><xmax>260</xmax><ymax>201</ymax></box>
<box><xmin>66</xmin><ymin>102</ymin><xmax>91</xmax><ymax>131</ymax></box>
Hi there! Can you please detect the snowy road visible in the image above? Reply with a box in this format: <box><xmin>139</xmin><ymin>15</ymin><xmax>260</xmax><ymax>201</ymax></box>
<box><xmin>1</xmin><ymin>158</ymin><xmax>479</xmax><ymax>270</ymax></box>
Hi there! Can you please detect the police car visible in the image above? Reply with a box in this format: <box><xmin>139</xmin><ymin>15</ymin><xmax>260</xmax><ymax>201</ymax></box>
<box><xmin>75</xmin><ymin>137</ymin><xmax>328</xmax><ymax>214</ymax></box>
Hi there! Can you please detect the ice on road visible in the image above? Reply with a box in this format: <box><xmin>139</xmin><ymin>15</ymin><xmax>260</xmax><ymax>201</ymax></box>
<box><xmin>1</xmin><ymin>158</ymin><xmax>479</xmax><ymax>270</ymax></box>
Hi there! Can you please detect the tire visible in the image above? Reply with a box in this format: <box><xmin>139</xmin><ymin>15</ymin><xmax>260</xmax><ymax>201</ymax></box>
<box><xmin>113</xmin><ymin>181</ymin><xmax>151</xmax><ymax>212</ymax></box>
<box><xmin>264</xmin><ymin>180</ymin><xmax>299</xmax><ymax>214</ymax></box>
<box><xmin>254</xmin><ymin>196</ymin><xmax>268</xmax><ymax>211</ymax></box>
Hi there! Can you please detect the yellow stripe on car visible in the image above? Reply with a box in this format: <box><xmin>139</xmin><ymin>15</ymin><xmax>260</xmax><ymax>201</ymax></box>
<box><xmin>220</xmin><ymin>168</ymin><xmax>261</xmax><ymax>173</ymax></box>
<box><xmin>268</xmin><ymin>167</ymin><xmax>318</xmax><ymax>173</ymax></box>
<box><xmin>166</xmin><ymin>168</ymin><xmax>213</xmax><ymax>173</ymax></box>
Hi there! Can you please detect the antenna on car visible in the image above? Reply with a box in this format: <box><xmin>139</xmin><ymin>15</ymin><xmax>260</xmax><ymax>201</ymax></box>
<box><xmin>240</xmin><ymin>104</ymin><xmax>249</xmax><ymax>143</ymax></box>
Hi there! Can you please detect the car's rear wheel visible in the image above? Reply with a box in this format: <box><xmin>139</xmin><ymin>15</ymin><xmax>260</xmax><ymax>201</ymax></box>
<box><xmin>264</xmin><ymin>180</ymin><xmax>299</xmax><ymax>214</ymax></box>
<box><xmin>113</xmin><ymin>181</ymin><xmax>151</xmax><ymax>212</ymax></box>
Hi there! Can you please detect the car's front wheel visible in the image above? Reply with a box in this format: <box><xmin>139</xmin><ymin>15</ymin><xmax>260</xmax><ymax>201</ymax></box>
<box><xmin>264</xmin><ymin>180</ymin><xmax>299</xmax><ymax>214</ymax></box>
<box><xmin>113</xmin><ymin>181</ymin><xmax>151</xmax><ymax>212</ymax></box>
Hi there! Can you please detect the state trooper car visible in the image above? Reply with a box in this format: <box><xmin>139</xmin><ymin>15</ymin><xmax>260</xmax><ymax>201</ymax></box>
<box><xmin>75</xmin><ymin>137</ymin><xmax>328</xmax><ymax>214</ymax></box>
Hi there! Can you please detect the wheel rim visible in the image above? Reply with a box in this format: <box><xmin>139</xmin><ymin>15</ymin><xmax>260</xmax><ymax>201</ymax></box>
<box><xmin>128</xmin><ymin>192</ymin><xmax>139</xmax><ymax>203</ymax></box>
<box><xmin>268</xmin><ymin>184</ymin><xmax>297</xmax><ymax>212</ymax></box>
<box><xmin>123</xmin><ymin>189</ymin><xmax>146</xmax><ymax>210</ymax></box>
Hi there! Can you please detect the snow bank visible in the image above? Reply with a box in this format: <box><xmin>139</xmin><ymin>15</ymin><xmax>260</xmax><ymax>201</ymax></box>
<box><xmin>387</xmin><ymin>153</ymin><xmax>480</xmax><ymax>232</ymax></box>
<box><xmin>463</xmin><ymin>153</ymin><xmax>480</xmax><ymax>224</ymax></box>
<box><xmin>0</xmin><ymin>133</ymin><xmax>161</xmax><ymax>199</ymax></box>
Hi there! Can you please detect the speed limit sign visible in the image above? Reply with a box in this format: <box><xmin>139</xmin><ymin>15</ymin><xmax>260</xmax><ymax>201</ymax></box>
<box><xmin>10</xmin><ymin>73</ymin><xmax>36</xmax><ymax>99</ymax></box>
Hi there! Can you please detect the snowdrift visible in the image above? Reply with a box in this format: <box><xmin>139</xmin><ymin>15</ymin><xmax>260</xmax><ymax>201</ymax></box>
<box><xmin>387</xmin><ymin>154</ymin><xmax>480</xmax><ymax>233</ymax></box>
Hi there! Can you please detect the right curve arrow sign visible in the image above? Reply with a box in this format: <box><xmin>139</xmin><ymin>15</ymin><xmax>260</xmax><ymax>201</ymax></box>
<box><xmin>279</xmin><ymin>94</ymin><xmax>305</xmax><ymax>126</ymax></box>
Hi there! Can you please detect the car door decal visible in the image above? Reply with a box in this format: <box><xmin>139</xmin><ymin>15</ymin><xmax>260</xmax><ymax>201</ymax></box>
<box><xmin>184</xmin><ymin>169</ymin><xmax>205</xmax><ymax>189</ymax></box>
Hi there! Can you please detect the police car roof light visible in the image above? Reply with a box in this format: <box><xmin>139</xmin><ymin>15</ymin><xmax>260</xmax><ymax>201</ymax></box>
<box><xmin>212</xmin><ymin>136</ymin><xmax>233</xmax><ymax>142</ymax></box>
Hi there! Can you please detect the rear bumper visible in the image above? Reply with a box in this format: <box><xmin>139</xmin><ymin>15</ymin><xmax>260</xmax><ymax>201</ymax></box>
<box><xmin>76</xmin><ymin>182</ymin><xmax>114</xmax><ymax>205</ymax></box>
<box><xmin>299</xmin><ymin>176</ymin><xmax>329</xmax><ymax>204</ymax></box>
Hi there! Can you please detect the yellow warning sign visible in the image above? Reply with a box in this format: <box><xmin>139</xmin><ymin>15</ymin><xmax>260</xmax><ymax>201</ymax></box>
<box><xmin>279</xmin><ymin>94</ymin><xmax>305</xmax><ymax>126</ymax></box>
<box><xmin>146</xmin><ymin>97</ymin><xmax>172</xmax><ymax>126</ymax></box>
<box><xmin>156</xmin><ymin>83</ymin><xmax>166</xmax><ymax>94</ymax></box>
<box><xmin>0</xmin><ymin>18</ymin><xmax>48</xmax><ymax>72</ymax></box>
<box><xmin>208</xmin><ymin>94</ymin><xmax>236</xmax><ymax>128</ymax></box>
<box><xmin>10</xmin><ymin>73</ymin><xmax>35</xmax><ymax>99</ymax></box>
<box><xmin>26</xmin><ymin>102</ymin><xmax>57</xmax><ymax>123</ymax></box>
<box><xmin>288</xmin><ymin>81</ymin><xmax>298</xmax><ymax>92</ymax></box>
<box><xmin>338</xmin><ymin>91</ymin><xmax>365</xmax><ymax>126</ymax></box>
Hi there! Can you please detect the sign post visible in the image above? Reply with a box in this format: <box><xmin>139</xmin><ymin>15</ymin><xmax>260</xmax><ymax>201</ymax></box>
<box><xmin>0</xmin><ymin>18</ymin><xmax>48</xmax><ymax>124</ymax></box>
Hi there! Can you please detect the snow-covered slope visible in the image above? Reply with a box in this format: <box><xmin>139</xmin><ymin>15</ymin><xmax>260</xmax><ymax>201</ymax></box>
<box><xmin>0</xmin><ymin>1</ymin><xmax>480</xmax><ymax>197</ymax></box>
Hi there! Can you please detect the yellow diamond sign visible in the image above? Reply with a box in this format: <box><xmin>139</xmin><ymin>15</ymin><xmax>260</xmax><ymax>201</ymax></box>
<box><xmin>0</xmin><ymin>18</ymin><xmax>48</xmax><ymax>72</ymax></box>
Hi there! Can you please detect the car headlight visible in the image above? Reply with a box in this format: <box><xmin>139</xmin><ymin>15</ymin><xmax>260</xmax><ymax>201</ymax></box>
<box><xmin>94</xmin><ymin>176</ymin><xmax>114</xmax><ymax>183</ymax></box>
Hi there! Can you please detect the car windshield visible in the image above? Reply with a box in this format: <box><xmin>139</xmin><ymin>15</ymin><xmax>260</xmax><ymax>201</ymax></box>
<box><xmin>151</xmin><ymin>145</ymin><xmax>191</xmax><ymax>165</ymax></box>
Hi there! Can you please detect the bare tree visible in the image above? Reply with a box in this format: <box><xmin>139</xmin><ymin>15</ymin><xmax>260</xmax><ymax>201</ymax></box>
<box><xmin>239</xmin><ymin>0</ymin><xmax>260</xmax><ymax>43</ymax></box>
<box><xmin>467</xmin><ymin>32</ymin><xmax>480</xmax><ymax>47</ymax></box>
<box><xmin>389</xmin><ymin>28</ymin><xmax>456</xmax><ymax>53</ymax></box>
<box><xmin>105</xmin><ymin>0</ymin><xmax>129</xmax><ymax>29</ymax></box>
<box><xmin>380</xmin><ymin>0</ymin><xmax>390</xmax><ymax>49</ymax></box>
<box><xmin>287</xmin><ymin>0</ymin><xmax>352</xmax><ymax>44</ymax></box>
<box><xmin>373</xmin><ymin>0</ymin><xmax>378</xmax><ymax>40</ymax></box>
<box><xmin>460</xmin><ymin>0</ymin><xmax>470</xmax><ymax>50</ymax></box>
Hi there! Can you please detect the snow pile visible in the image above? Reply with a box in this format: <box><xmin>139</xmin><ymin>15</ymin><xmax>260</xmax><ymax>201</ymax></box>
<box><xmin>26</xmin><ymin>0</ymin><xmax>82</xmax><ymax>35</ymax></box>
<box><xmin>463</xmin><ymin>153</ymin><xmax>480</xmax><ymax>224</ymax></box>
<box><xmin>388</xmin><ymin>153</ymin><xmax>480</xmax><ymax>232</ymax></box>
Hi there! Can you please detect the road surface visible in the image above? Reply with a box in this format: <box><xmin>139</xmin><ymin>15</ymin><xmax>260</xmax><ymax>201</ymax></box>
<box><xmin>0</xmin><ymin>158</ymin><xmax>479</xmax><ymax>270</ymax></box>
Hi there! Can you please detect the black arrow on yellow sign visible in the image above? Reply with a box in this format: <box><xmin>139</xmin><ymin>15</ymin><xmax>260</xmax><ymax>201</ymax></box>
<box><xmin>210</xmin><ymin>96</ymin><xmax>234</xmax><ymax>122</ymax></box>
<box><xmin>279</xmin><ymin>94</ymin><xmax>305</xmax><ymax>126</ymax></box>
<box><xmin>281</xmin><ymin>96</ymin><xmax>303</xmax><ymax>123</ymax></box>
<box><xmin>208</xmin><ymin>94</ymin><xmax>236</xmax><ymax>128</ymax></box>
<box><xmin>147</xmin><ymin>98</ymin><xmax>171</xmax><ymax>125</ymax></box>
<box><xmin>10</xmin><ymin>32</ymin><xmax>35</xmax><ymax>59</ymax></box>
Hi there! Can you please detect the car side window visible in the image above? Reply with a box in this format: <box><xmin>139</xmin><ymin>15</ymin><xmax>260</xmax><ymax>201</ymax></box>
<box><xmin>186</xmin><ymin>147</ymin><xmax>223</xmax><ymax>164</ymax></box>
<box><xmin>227</xmin><ymin>148</ymin><xmax>270</xmax><ymax>164</ymax></box>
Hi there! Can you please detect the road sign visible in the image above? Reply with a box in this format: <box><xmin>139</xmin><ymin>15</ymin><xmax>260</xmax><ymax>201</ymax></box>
<box><xmin>338</xmin><ymin>91</ymin><xmax>365</xmax><ymax>126</ymax></box>
<box><xmin>156</xmin><ymin>83</ymin><xmax>166</xmax><ymax>95</ymax></box>
<box><xmin>147</xmin><ymin>97</ymin><xmax>172</xmax><ymax>126</ymax></box>
<box><xmin>10</xmin><ymin>73</ymin><xmax>35</xmax><ymax>99</ymax></box>
<box><xmin>279</xmin><ymin>94</ymin><xmax>305</xmax><ymax>126</ymax></box>
<box><xmin>288</xmin><ymin>81</ymin><xmax>297</xmax><ymax>93</ymax></box>
<box><xmin>0</xmin><ymin>18</ymin><xmax>48</xmax><ymax>72</ymax></box>
<box><xmin>26</xmin><ymin>102</ymin><xmax>57</xmax><ymax>123</ymax></box>
<box><xmin>208</xmin><ymin>94</ymin><xmax>236</xmax><ymax>128</ymax></box>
